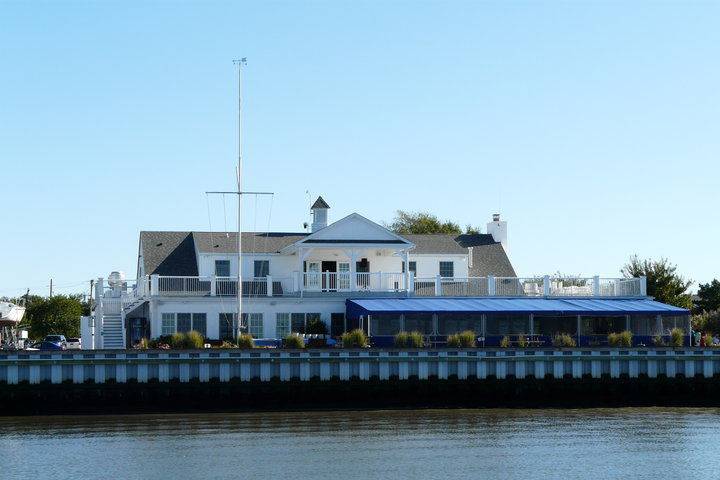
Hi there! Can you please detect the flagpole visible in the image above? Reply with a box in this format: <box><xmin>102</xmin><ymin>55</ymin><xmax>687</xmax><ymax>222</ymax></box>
<box><xmin>234</xmin><ymin>57</ymin><xmax>247</xmax><ymax>337</ymax></box>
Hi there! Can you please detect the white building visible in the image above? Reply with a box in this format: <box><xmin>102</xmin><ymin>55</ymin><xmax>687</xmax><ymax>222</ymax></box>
<box><xmin>87</xmin><ymin>196</ymin><xmax>680</xmax><ymax>350</ymax></box>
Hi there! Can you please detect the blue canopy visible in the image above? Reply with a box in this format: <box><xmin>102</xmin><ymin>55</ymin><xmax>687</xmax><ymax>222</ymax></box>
<box><xmin>346</xmin><ymin>297</ymin><xmax>688</xmax><ymax>318</ymax></box>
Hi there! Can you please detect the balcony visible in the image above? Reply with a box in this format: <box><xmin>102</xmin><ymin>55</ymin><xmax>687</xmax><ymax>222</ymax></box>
<box><xmin>136</xmin><ymin>274</ymin><xmax>646</xmax><ymax>298</ymax></box>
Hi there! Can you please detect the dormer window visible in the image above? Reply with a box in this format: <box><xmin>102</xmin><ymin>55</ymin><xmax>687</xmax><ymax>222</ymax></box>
<box><xmin>215</xmin><ymin>260</ymin><xmax>230</xmax><ymax>277</ymax></box>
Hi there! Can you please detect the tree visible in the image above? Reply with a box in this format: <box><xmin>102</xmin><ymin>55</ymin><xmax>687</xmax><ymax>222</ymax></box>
<box><xmin>692</xmin><ymin>310</ymin><xmax>720</xmax><ymax>334</ymax></box>
<box><xmin>697</xmin><ymin>279</ymin><xmax>720</xmax><ymax>313</ymax></box>
<box><xmin>621</xmin><ymin>256</ymin><xmax>693</xmax><ymax>309</ymax></box>
<box><xmin>23</xmin><ymin>295</ymin><xmax>83</xmax><ymax>340</ymax></box>
<box><xmin>388</xmin><ymin>211</ymin><xmax>479</xmax><ymax>235</ymax></box>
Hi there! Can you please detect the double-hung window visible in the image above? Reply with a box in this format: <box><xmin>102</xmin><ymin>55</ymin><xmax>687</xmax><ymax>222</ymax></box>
<box><xmin>254</xmin><ymin>260</ymin><xmax>269</xmax><ymax>278</ymax></box>
<box><xmin>401</xmin><ymin>261</ymin><xmax>417</xmax><ymax>274</ymax></box>
<box><xmin>219</xmin><ymin>313</ymin><xmax>237</xmax><ymax>341</ymax></box>
<box><xmin>439</xmin><ymin>261</ymin><xmax>454</xmax><ymax>278</ymax></box>
<box><xmin>161</xmin><ymin>313</ymin><xmax>175</xmax><ymax>336</ymax></box>
<box><xmin>243</xmin><ymin>313</ymin><xmax>264</xmax><ymax>338</ymax></box>
<box><xmin>215</xmin><ymin>260</ymin><xmax>230</xmax><ymax>277</ymax></box>
<box><xmin>276</xmin><ymin>313</ymin><xmax>291</xmax><ymax>338</ymax></box>
<box><xmin>192</xmin><ymin>313</ymin><xmax>207</xmax><ymax>337</ymax></box>
<box><xmin>176</xmin><ymin>313</ymin><xmax>192</xmax><ymax>333</ymax></box>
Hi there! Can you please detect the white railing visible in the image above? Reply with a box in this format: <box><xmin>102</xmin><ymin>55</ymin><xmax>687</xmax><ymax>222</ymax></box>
<box><xmin>142</xmin><ymin>274</ymin><xmax>647</xmax><ymax>298</ymax></box>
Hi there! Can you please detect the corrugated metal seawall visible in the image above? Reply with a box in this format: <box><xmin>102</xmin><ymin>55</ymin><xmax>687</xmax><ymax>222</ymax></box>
<box><xmin>2</xmin><ymin>348</ymin><xmax>720</xmax><ymax>384</ymax></box>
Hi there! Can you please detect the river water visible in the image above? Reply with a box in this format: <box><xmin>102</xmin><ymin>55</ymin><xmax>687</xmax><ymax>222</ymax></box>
<box><xmin>1</xmin><ymin>408</ymin><xmax>719</xmax><ymax>479</ymax></box>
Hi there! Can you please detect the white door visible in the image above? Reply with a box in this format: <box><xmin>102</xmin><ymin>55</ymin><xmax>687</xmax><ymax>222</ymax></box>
<box><xmin>306</xmin><ymin>262</ymin><xmax>321</xmax><ymax>290</ymax></box>
<box><xmin>338</xmin><ymin>262</ymin><xmax>350</xmax><ymax>291</ymax></box>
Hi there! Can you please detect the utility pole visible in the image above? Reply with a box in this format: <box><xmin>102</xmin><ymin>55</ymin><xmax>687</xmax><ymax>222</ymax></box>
<box><xmin>49</xmin><ymin>278</ymin><xmax>53</xmax><ymax>298</ymax></box>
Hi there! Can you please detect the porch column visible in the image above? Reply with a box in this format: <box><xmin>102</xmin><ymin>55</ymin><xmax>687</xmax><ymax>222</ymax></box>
<box><xmin>403</xmin><ymin>249</ymin><xmax>410</xmax><ymax>292</ymax></box>
<box><xmin>349</xmin><ymin>250</ymin><xmax>358</xmax><ymax>291</ymax></box>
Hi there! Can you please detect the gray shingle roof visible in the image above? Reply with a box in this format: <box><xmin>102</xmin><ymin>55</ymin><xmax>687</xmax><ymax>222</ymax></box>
<box><xmin>469</xmin><ymin>243</ymin><xmax>517</xmax><ymax>277</ymax></box>
<box><xmin>193</xmin><ymin>232</ymin><xmax>308</xmax><ymax>254</ymax></box>
<box><xmin>140</xmin><ymin>231</ymin><xmax>199</xmax><ymax>276</ymax></box>
<box><xmin>138</xmin><ymin>231</ymin><xmax>516</xmax><ymax>277</ymax></box>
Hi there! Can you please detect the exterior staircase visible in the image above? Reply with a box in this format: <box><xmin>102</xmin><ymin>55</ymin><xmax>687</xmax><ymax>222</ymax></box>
<box><xmin>101</xmin><ymin>313</ymin><xmax>125</xmax><ymax>349</ymax></box>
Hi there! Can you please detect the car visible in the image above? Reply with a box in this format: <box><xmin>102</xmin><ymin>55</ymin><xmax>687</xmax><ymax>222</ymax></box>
<box><xmin>66</xmin><ymin>338</ymin><xmax>82</xmax><ymax>350</ymax></box>
<box><xmin>43</xmin><ymin>335</ymin><xmax>67</xmax><ymax>350</ymax></box>
<box><xmin>39</xmin><ymin>341</ymin><xmax>65</xmax><ymax>351</ymax></box>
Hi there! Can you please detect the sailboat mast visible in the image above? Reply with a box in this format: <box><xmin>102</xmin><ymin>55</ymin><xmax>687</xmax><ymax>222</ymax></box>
<box><xmin>235</xmin><ymin>58</ymin><xmax>246</xmax><ymax>336</ymax></box>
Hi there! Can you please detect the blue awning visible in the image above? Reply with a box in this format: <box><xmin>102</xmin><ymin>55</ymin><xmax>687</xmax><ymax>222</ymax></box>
<box><xmin>346</xmin><ymin>297</ymin><xmax>689</xmax><ymax>318</ymax></box>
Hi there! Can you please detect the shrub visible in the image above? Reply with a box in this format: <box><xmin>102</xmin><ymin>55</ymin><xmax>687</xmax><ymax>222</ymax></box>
<box><xmin>406</xmin><ymin>331</ymin><xmax>424</xmax><ymax>348</ymax></box>
<box><xmin>284</xmin><ymin>334</ymin><xmax>305</xmax><ymax>349</ymax></box>
<box><xmin>670</xmin><ymin>327</ymin><xmax>685</xmax><ymax>347</ymax></box>
<box><xmin>237</xmin><ymin>333</ymin><xmax>254</xmax><ymax>349</ymax></box>
<box><xmin>306</xmin><ymin>318</ymin><xmax>328</xmax><ymax>335</ymax></box>
<box><xmin>135</xmin><ymin>338</ymin><xmax>149</xmax><ymax>349</ymax></box>
<box><xmin>702</xmin><ymin>333</ymin><xmax>714</xmax><ymax>347</ymax></box>
<box><xmin>341</xmin><ymin>329</ymin><xmax>368</xmax><ymax>348</ymax></box>
<box><xmin>394</xmin><ymin>331</ymin><xmax>424</xmax><ymax>348</ymax></box>
<box><xmin>185</xmin><ymin>330</ymin><xmax>205</xmax><ymax>349</ymax></box>
<box><xmin>499</xmin><ymin>336</ymin><xmax>510</xmax><ymax>348</ymax></box>
<box><xmin>652</xmin><ymin>335</ymin><xmax>666</xmax><ymax>347</ymax></box>
<box><xmin>552</xmin><ymin>333</ymin><xmax>576</xmax><ymax>348</ymax></box>
<box><xmin>608</xmin><ymin>331</ymin><xmax>632</xmax><ymax>347</ymax></box>
<box><xmin>447</xmin><ymin>330</ymin><xmax>476</xmax><ymax>348</ymax></box>
<box><xmin>517</xmin><ymin>335</ymin><xmax>527</xmax><ymax>348</ymax></box>
<box><xmin>218</xmin><ymin>341</ymin><xmax>236</xmax><ymax>349</ymax></box>
<box><xmin>169</xmin><ymin>332</ymin><xmax>186</xmax><ymax>349</ymax></box>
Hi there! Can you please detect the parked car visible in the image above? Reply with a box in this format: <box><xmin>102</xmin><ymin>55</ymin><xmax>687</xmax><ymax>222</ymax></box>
<box><xmin>42</xmin><ymin>335</ymin><xmax>67</xmax><ymax>350</ymax></box>
<box><xmin>39</xmin><ymin>341</ymin><xmax>65</xmax><ymax>351</ymax></box>
<box><xmin>66</xmin><ymin>337</ymin><xmax>82</xmax><ymax>350</ymax></box>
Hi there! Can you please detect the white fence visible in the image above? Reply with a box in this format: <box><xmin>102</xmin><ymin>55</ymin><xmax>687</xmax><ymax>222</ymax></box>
<box><xmin>125</xmin><ymin>274</ymin><xmax>646</xmax><ymax>298</ymax></box>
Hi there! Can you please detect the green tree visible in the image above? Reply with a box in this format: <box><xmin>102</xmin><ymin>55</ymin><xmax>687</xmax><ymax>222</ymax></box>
<box><xmin>388</xmin><ymin>211</ymin><xmax>479</xmax><ymax>235</ymax></box>
<box><xmin>697</xmin><ymin>279</ymin><xmax>720</xmax><ymax>313</ymax></box>
<box><xmin>692</xmin><ymin>310</ymin><xmax>720</xmax><ymax>334</ymax></box>
<box><xmin>24</xmin><ymin>295</ymin><xmax>83</xmax><ymax>340</ymax></box>
<box><xmin>621</xmin><ymin>255</ymin><xmax>693</xmax><ymax>309</ymax></box>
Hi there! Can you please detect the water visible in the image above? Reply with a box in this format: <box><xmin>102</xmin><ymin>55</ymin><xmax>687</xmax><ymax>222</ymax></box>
<box><xmin>1</xmin><ymin>408</ymin><xmax>719</xmax><ymax>480</ymax></box>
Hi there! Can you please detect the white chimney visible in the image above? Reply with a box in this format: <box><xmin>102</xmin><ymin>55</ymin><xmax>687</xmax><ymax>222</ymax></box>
<box><xmin>310</xmin><ymin>196</ymin><xmax>330</xmax><ymax>232</ymax></box>
<box><xmin>486</xmin><ymin>213</ymin><xmax>508</xmax><ymax>252</ymax></box>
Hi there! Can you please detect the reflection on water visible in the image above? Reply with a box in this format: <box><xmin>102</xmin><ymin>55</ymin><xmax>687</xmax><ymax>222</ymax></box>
<box><xmin>2</xmin><ymin>408</ymin><xmax>720</xmax><ymax>480</ymax></box>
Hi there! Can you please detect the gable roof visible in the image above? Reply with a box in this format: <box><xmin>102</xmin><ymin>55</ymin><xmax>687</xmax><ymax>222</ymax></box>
<box><xmin>404</xmin><ymin>234</ymin><xmax>496</xmax><ymax>254</ymax></box>
<box><xmin>311</xmin><ymin>196</ymin><xmax>330</xmax><ymax>209</ymax></box>
<box><xmin>469</xmin><ymin>243</ymin><xmax>516</xmax><ymax>277</ymax></box>
<box><xmin>193</xmin><ymin>232</ymin><xmax>308</xmax><ymax>254</ymax></box>
<box><xmin>288</xmin><ymin>213</ymin><xmax>414</xmax><ymax>250</ymax></box>
<box><xmin>140</xmin><ymin>231</ymin><xmax>199</xmax><ymax>276</ymax></box>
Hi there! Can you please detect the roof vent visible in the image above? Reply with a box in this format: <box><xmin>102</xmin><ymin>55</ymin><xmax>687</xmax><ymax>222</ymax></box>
<box><xmin>492</xmin><ymin>213</ymin><xmax>501</xmax><ymax>222</ymax></box>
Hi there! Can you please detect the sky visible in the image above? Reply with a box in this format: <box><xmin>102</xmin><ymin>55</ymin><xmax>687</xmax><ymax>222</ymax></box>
<box><xmin>1</xmin><ymin>1</ymin><xmax>718</xmax><ymax>298</ymax></box>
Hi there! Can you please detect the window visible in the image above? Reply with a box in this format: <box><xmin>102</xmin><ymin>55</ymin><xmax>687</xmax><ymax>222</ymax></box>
<box><xmin>404</xmin><ymin>313</ymin><xmax>434</xmax><ymax>334</ymax></box>
<box><xmin>580</xmin><ymin>316</ymin><xmax>626</xmax><ymax>336</ymax></box>
<box><xmin>401</xmin><ymin>261</ymin><xmax>417</xmax><ymax>274</ymax></box>
<box><xmin>661</xmin><ymin>315</ymin><xmax>689</xmax><ymax>334</ymax></box>
<box><xmin>290</xmin><ymin>313</ymin><xmax>321</xmax><ymax>334</ymax></box>
<box><xmin>370</xmin><ymin>314</ymin><xmax>402</xmax><ymax>336</ymax></box>
<box><xmin>176</xmin><ymin>313</ymin><xmax>192</xmax><ymax>333</ymax></box>
<box><xmin>219</xmin><ymin>313</ymin><xmax>237</xmax><ymax>341</ymax></box>
<box><xmin>161</xmin><ymin>313</ymin><xmax>175</xmax><ymax>336</ymax></box>
<box><xmin>533</xmin><ymin>316</ymin><xmax>578</xmax><ymax>336</ymax></box>
<box><xmin>331</xmin><ymin>313</ymin><xmax>346</xmax><ymax>337</ymax></box>
<box><xmin>245</xmin><ymin>313</ymin><xmax>264</xmax><ymax>338</ymax></box>
<box><xmin>215</xmin><ymin>260</ymin><xmax>230</xmax><ymax>277</ymax></box>
<box><xmin>276</xmin><ymin>313</ymin><xmax>291</xmax><ymax>338</ymax></box>
<box><xmin>438</xmin><ymin>313</ymin><xmax>483</xmax><ymax>335</ymax></box>
<box><xmin>192</xmin><ymin>313</ymin><xmax>207</xmax><ymax>337</ymax></box>
<box><xmin>254</xmin><ymin>260</ymin><xmax>270</xmax><ymax>278</ymax></box>
<box><xmin>439</xmin><ymin>261</ymin><xmax>454</xmax><ymax>278</ymax></box>
<box><xmin>486</xmin><ymin>313</ymin><xmax>529</xmax><ymax>335</ymax></box>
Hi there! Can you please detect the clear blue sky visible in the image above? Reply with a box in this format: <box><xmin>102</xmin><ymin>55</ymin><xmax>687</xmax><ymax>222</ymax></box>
<box><xmin>1</xmin><ymin>1</ymin><xmax>718</xmax><ymax>298</ymax></box>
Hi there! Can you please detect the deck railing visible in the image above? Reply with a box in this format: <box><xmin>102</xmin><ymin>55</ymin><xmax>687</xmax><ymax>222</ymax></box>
<box><xmin>132</xmin><ymin>274</ymin><xmax>646</xmax><ymax>298</ymax></box>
